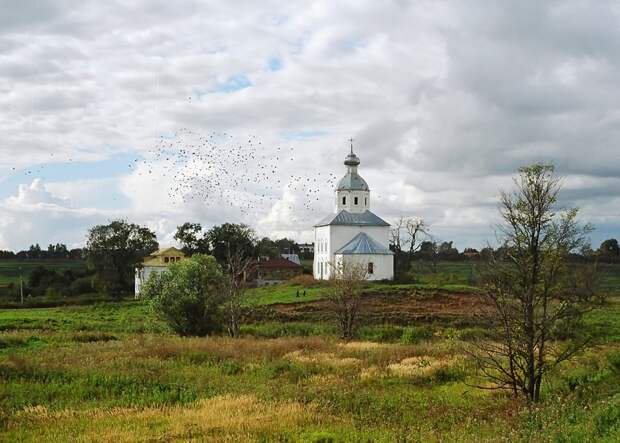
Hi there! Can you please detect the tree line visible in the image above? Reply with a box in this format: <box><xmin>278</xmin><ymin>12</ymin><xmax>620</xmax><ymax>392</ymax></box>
<box><xmin>0</xmin><ymin>243</ymin><xmax>84</xmax><ymax>260</ymax></box>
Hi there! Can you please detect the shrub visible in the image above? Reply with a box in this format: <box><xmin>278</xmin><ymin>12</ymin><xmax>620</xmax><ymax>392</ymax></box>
<box><xmin>594</xmin><ymin>400</ymin><xmax>620</xmax><ymax>436</ymax></box>
<box><xmin>69</xmin><ymin>276</ymin><xmax>95</xmax><ymax>295</ymax></box>
<box><xmin>241</xmin><ymin>322</ymin><xmax>336</xmax><ymax>338</ymax></box>
<box><xmin>359</xmin><ymin>325</ymin><xmax>403</xmax><ymax>342</ymax></box>
<box><xmin>142</xmin><ymin>254</ymin><xmax>225</xmax><ymax>336</ymax></box>
<box><xmin>401</xmin><ymin>326</ymin><xmax>433</xmax><ymax>344</ymax></box>
<box><xmin>607</xmin><ymin>351</ymin><xmax>620</xmax><ymax>371</ymax></box>
<box><xmin>43</xmin><ymin>287</ymin><xmax>60</xmax><ymax>298</ymax></box>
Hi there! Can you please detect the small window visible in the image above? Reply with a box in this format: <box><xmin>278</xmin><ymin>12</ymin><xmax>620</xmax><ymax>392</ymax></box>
<box><xmin>342</xmin><ymin>196</ymin><xmax>346</xmax><ymax>205</ymax></box>
<box><xmin>365</xmin><ymin>197</ymin><xmax>367</xmax><ymax>205</ymax></box>
<box><xmin>368</xmin><ymin>262</ymin><xmax>374</xmax><ymax>275</ymax></box>
<box><xmin>354</xmin><ymin>197</ymin><xmax>358</xmax><ymax>205</ymax></box>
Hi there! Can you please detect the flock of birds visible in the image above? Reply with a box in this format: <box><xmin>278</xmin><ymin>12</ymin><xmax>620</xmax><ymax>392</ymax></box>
<box><xmin>133</xmin><ymin>129</ymin><xmax>341</xmax><ymax>218</ymax></box>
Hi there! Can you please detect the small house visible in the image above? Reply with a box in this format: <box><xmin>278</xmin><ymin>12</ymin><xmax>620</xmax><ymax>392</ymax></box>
<box><xmin>250</xmin><ymin>256</ymin><xmax>303</xmax><ymax>286</ymax></box>
<box><xmin>135</xmin><ymin>247</ymin><xmax>186</xmax><ymax>297</ymax></box>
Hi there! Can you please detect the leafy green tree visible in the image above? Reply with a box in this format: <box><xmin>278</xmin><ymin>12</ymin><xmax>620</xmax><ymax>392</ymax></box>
<box><xmin>598</xmin><ymin>238</ymin><xmax>619</xmax><ymax>257</ymax></box>
<box><xmin>86</xmin><ymin>220</ymin><xmax>158</xmax><ymax>296</ymax></box>
<box><xmin>205</xmin><ymin>223</ymin><xmax>256</xmax><ymax>264</ymax></box>
<box><xmin>28</xmin><ymin>244</ymin><xmax>42</xmax><ymax>259</ymax></box>
<box><xmin>472</xmin><ymin>164</ymin><xmax>598</xmax><ymax>402</ymax></box>
<box><xmin>438</xmin><ymin>241</ymin><xmax>459</xmax><ymax>260</ymax></box>
<box><xmin>174</xmin><ymin>222</ymin><xmax>210</xmax><ymax>255</ymax></box>
<box><xmin>256</xmin><ymin>237</ymin><xmax>279</xmax><ymax>258</ymax></box>
<box><xmin>275</xmin><ymin>238</ymin><xmax>299</xmax><ymax>255</ymax></box>
<box><xmin>142</xmin><ymin>254</ymin><xmax>225</xmax><ymax>336</ymax></box>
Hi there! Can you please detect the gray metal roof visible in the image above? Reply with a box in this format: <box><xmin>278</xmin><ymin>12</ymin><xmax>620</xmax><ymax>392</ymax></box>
<box><xmin>336</xmin><ymin>172</ymin><xmax>369</xmax><ymax>191</ymax></box>
<box><xmin>335</xmin><ymin>232</ymin><xmax>393</xmax><ymax>255</ymax></box>
<box><xmin>314</xmin><ymin>210</ymin><xmax>390</xmax><ymax>227</ymax></box>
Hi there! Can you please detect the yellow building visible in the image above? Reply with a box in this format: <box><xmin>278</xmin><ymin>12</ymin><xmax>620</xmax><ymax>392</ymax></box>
<box><xmin>135</xmin><ymin>247</ymin><xmax>186</xmax><ymax>297</ymax></box>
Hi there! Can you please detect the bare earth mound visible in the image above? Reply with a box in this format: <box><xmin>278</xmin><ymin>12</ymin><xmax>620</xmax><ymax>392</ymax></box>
<box><xmin>269</xmin><ymin>289</ymin><xmax>489</xmax><ymax>324</ymax></box>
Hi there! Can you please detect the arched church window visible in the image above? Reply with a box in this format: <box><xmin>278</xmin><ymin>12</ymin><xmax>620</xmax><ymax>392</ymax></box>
<box><xmin>354</xmin><ymin>197</ymin><xmax>358</xmax><ymax>205</ymax></box>
<box><xmin>342</xmin><ymin>196</ymin><xmax>346</xmax><ymax>205</ymax></box>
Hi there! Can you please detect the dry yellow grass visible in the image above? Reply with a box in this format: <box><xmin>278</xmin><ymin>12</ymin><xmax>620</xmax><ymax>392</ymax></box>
<box><xmin>360</xmin><ymin>355</ymin><xmax>463</xmax><ymax>381</ymax></box>
<box><xmin>284</xmin><ymin>350</ymin><xmax>361</xmax><ymax>367</ymax></box>
<box><xmin>336</xmin><ymin>341</ymin><xmax>388</xmax><ymax>351</ymax></box>
<box><xmin>10</xmin><ymin>394</ymin><xmax>331</xmax><ymax>442</ymax></box>
<box><xmin>23</xmin><ymin>335</ymin><xmax>336</xmax><ymax>370</ymax></box>
<box><xmin>388</xmin><ymin>355</ymin><xmax>462</xmax><ymax>378</ymax></box>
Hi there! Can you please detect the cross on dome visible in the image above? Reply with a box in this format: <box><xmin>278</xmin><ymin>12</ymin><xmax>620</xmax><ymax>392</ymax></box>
<box><xmin>344</xmin><ymin>138</ymin><xmax>361</xmax><ymax>167</ymax></box>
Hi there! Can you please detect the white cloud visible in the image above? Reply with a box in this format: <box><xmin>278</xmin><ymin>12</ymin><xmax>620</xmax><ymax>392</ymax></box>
<box><xmin>0</xmin><ymin>0</ymin><xmax>618</xmax><ymax>250</ymax></box>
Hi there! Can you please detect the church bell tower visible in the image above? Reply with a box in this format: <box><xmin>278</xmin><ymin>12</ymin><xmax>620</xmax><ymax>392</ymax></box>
<box><xmin>335</xmin><ymin>140</ymin><xmax>370</xmax><ymax>214</ymax></box>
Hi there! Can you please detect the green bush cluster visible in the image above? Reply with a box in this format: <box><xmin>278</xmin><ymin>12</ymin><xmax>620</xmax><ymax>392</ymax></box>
<box><xmin>142</xmin><ymin>254</ymin><xmax>225</xmax><ymax>336</ymax></box>
<box><xmin>241</xmin><ymin>322</ymin><xmax>336</xmax><ymax>338</ymax></box>
<box><xmin>358</xmin><ymin>325</ymin><xmax>434</xmax><ymax>344</ymax></box>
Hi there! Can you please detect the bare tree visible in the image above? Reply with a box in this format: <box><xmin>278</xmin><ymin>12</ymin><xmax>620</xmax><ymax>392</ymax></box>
<box><xmin>390</xmin><ymin>217</ymin><xmax>405</xmax><ymax>253</ymax></box>
<box><xmin>471</xmin><ymin>164</ymin><xmax>599</xmax><ymax>402</ymax></box>
<box><xmin>224</xmin><ymin>248</ymin><xmax>256</xmax><ymax>338</ymax></box>
<box><xmin>390</xmin><ymin>217</ymin><xmax>428</xmax><ymax>272</ymax></box>
<box><xmin>326</xmin><ymin>260</ymin><xmax>369</xmax><ymax>340</ymax></box>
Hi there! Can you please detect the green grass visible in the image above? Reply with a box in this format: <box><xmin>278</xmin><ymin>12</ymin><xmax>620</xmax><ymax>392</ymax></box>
<box><xmin>0</xmin><ymin>266</ymin><xmax>618</xmax><ymax>441</ymax></box>
<box><xmin>245</xmin><ymin>284</ymin><xmax>325</xmax><ymax>306</ymax></box>
<box><xmin>0</xmin><ymin>300</ymin><xmax>164</xmax><ymax>334</ymax></box>
<box><xmin>0</xmin><ymin>301</ymin><xmax>618</xmax><ymax>441</ymax></box>
<box><xmin>408</xmin><ymin>260</ymin><xmax>620</xmax><ymax>294</ymax></box>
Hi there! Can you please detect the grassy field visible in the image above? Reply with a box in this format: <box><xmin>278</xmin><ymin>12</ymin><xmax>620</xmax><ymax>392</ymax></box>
<box><xmin>244</xmin><ymin>261</ymin><xmax>619</xmax><ymax>308</ymax></box>
<box><xmin>0</xmin><ymin>260</ymin><xmax>618</xmax><ymax>441</ymax></box>
<box><xmin>0</xmin><ymin>293</ymin><xmax>619</xmax><ymax>441</ymax></box>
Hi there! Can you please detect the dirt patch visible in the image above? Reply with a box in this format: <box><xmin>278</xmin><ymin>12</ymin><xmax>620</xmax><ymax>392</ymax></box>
<box><xmin>268</xmin><ymin>289</ymin><xmax>489</xmax><ymax>324</ymax></box>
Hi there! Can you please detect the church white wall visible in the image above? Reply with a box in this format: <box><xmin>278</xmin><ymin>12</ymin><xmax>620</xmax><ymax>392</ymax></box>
<box><xmin>313</xmin><ymin>224</ymin><xmax>392</xmax><ymax>280</ymax></box>
<box><xmin>313</xmin><ymin>225</ymin><xmax>332</xmax><ymax>279</ymax></box>
<box><xmin>336</xmin><ymin>190</ymin><xmax>370</xmax><ymax>213</ymax></box>
<box><xmin>334</xmin><ymin>253</ymin><xmax>394</xmax><ymax>281</ymax></box>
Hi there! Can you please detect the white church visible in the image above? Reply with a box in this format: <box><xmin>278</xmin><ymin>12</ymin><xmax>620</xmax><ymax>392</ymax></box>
<box><xmin>313</xmin><ymin>145</ymin><xmax>394</xmax><ymax>281</ymax></box>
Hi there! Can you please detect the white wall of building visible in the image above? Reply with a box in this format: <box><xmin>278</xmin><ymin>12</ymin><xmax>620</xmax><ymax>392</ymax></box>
<box><xmin>335</xmin><ymin>190</ymin><xmax>370</xmax><ymax>213</ymax></box>
<box><xmin>313</xmin><ymin>224</ymin><xmax>392</xmax><ymax>280</ymax></box>
<box><xmin>334</xmin><ymin>253</ymin><xmax>394</xmax><ymax>281</ymax></box>
<box><xmin>314</xmin><ymin>225</ymin><xmax>332</xmax><ymax>279</ymax></box>
<box><xmin>135</xmin><ymin>266</ymin><xmax>167</xmax><ymax>298</ymax></box>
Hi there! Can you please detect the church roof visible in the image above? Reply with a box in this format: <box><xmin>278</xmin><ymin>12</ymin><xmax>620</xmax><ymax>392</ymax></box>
<box><xmin>314</xmin><ymin>210</ymin><xmax>390</xmax><ymax>227</ymax></box>
<box><xmin>335</xmin><ymin>232</ymin><xmax>393</xmax><ymax>255</ymax></box>
<box><xmin>336</xmin><ymin>171</ymin><xmax>369</xmax><ymax>191</ymax></box>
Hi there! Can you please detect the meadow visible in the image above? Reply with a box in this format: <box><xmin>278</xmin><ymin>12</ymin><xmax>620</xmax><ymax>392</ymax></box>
<box><xmin>0</xmin><ymin>261</ymin><xmax>619</xmax><ymax>441</ymax></box>
<box><xmin>0</xmin><ymin>260</ymin><xmax>87</xmax><ymax>300</ymax></box>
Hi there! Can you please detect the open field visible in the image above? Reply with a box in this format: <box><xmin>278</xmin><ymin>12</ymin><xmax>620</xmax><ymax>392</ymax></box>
<box><xmin>0</xmin><ymin>260</ymin><xmax>87</xmax><ymax>298</ymax></box>
<box><xmin>0</xmin><ymin>282</ymin><xmax>619</xmax><ymax>441</ymax></box>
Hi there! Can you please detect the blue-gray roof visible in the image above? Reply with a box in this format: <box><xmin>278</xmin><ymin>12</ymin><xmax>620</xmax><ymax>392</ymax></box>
<box><xmin>335</xmin><ymin>232</ymin><xmax>393</xmax><ymax>255</ymax></box>
<box><xmin>337</xmin><ymin>172</ymin><xmax>369</xmax><ymax>191</ymax></box>
<box><xmin>314</xmin><ymin>210</ymin><xmax>390</xmax><ymax>227</ymax></box>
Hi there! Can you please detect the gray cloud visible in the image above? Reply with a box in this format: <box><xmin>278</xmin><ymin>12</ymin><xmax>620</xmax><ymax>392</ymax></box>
<box><xmin>0</xmin><ymin>0</ymin><xmax>618</xmax><ymax>250</ymax></box>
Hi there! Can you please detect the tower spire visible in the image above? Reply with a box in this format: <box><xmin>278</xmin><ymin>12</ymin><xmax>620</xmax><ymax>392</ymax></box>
<box><xmin>349</xmin><ymin>137</ymin><xmax>354</xmax><ymax>155</ymax></box>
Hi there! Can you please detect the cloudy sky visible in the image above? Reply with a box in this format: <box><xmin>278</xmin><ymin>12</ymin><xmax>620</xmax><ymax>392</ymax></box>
<box><xmin>1</xmin><ymin>0</ymin><xmax>619</xmax><ymax>251</ymax></box>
